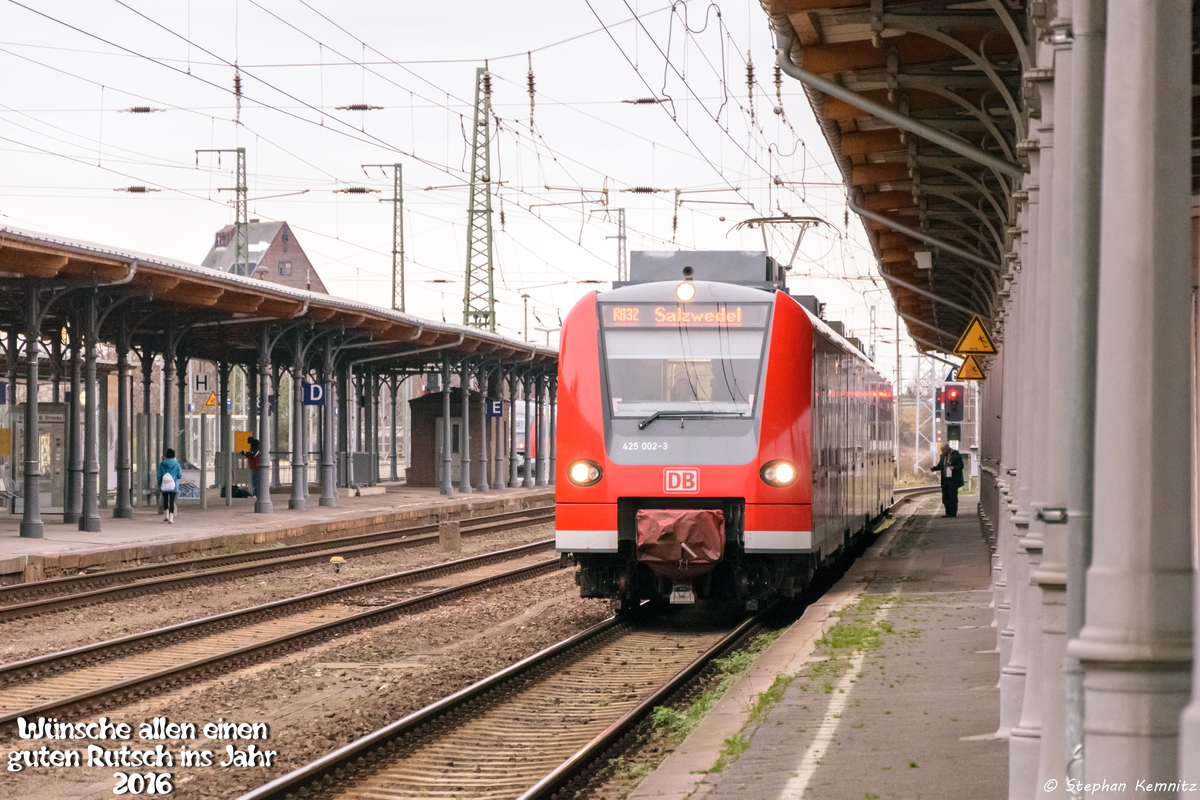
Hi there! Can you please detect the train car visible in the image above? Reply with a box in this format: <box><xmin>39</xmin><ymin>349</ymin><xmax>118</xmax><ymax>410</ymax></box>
<box><xmin>555</xmin><ymin>251</ymin><xmax>894</xmax><ymax>610</ymax></box>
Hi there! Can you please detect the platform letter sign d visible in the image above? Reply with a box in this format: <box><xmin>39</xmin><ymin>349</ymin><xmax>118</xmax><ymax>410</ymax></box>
<box><xmin>664</xmin><ymin>468</ymin><xmax>699</xmax><ymax>493</ymax></box>
<box><xmin>303</xmin><ymin>382</ymin><xmax>325</xmax><ymax>406</ymax></box>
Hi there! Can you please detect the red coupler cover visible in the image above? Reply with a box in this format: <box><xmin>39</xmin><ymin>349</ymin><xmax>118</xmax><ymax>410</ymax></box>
<box><xmin>635</xmin><ymin>509</ymin><xmax>725</xmax><ymax>581</ymax></box>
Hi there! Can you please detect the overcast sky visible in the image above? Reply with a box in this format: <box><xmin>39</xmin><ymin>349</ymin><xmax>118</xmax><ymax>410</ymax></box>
<box><xmin>0</xmin><ymin>0</ymin><xmax>923</xmax><ymax>380</ymax></box>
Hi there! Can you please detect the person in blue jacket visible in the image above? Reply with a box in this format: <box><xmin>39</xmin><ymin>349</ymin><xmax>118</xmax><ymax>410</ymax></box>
<box><xmin>157</xmin><ymin>448</ymin><xmax>183</xmax><ymax>524</ymax></box>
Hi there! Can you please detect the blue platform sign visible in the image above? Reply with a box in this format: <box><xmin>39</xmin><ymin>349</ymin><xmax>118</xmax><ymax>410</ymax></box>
<box><xmin>303</xmin><ymin>382</ymin><xmax>326</xmax><ymax>406</ymax></box>
<box><xmin>0</xmin><ymin>382</ymin><xmax>6</xmax><ymax>405</ymax></box>
<box><xmin>487</xmin><ymin>398</ymin><xmax>503</xmax><ymax>418</ymax></box>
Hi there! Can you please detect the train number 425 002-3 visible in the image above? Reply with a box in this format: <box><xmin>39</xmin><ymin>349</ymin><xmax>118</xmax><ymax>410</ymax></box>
<box><xmin>622</xmin><ymin>441</ymin><xmax>668</xmax><ymax>451</ymax></box>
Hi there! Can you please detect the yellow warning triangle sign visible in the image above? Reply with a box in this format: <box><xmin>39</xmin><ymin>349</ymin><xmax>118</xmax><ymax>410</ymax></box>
<box><xmin>956</xmin><ymin>355</ymin><xmax>986</xmax><ymax>381</ymax></box>
<box><xmin>205</xmin><ymin>391</ymin><xmax>217</xmax><ymax>407</ymax></box>
<box><xmin>954</xmin><ymin>315</ymin><xmax>998</xmax><ymax>355</ymax></box>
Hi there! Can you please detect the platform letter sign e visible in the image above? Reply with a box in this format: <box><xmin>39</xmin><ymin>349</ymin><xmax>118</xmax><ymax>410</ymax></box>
<box><xmin>664</xmin><ymin>468</ymin><xmax>699</xmax><ymax>493</ymax></box>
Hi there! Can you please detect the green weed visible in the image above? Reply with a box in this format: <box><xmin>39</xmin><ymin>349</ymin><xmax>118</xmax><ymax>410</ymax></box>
<box><xmin>748</xmin><ymin>674</ymin><xmax>794</xmax><ymax>722</ymax></box>
<box><xmin>709</xmin><ymin>733</ymin><xmax>750</xmax><ymax>772</ymax></box>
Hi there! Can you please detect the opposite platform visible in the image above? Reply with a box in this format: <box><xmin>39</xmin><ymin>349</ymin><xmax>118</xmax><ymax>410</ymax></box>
<box><xmin>631</xmin><ymin>494</ymin><xmax>1004</xmax><ymax>800</ymax></box>
<box><xmin>0</xmin><ymin>483</ymin><xmax>554</xmax><ymax>584</ymax></box>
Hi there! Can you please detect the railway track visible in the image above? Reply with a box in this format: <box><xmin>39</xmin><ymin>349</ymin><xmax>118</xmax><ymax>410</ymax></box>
<box><xmin>0</xmin><ymin>540</ymin><xmax>562</xmax><ymax>727</ymax></box>
<box><xmin>0</xmin><ymin>505</ymin><xmax>554</xmax><ymax>621</ymax></box>
<box><xmin>239</xmin><ymin>612</ymin><xmax>759</xmax><ymax>800</ymax></box>
<box><xmin>232</xmin><ymin>486</ymin><xmax>937</xmax><ymax>800</ymax></box>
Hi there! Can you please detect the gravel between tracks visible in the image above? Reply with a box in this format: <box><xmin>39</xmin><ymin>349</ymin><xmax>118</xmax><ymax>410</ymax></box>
<box><xmin>0</xmin><ymin>524</ymin><xmax>554</xmax><ymax>665</ymax></box>
<box><xmin>0</xmin><ymin>563</ymin><xmax>610</xmax><ymax>800</ymax></box>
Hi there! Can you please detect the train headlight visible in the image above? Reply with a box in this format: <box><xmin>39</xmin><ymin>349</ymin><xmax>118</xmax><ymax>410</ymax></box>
<box><xmin>675</xmin><ymin>281</ymin><xmax>696</xmax><ymax>301</ymax></box>
<box><xmin>760</xmin><ymin>460</ymin><xmax>797</xmax><ymax>487</ymax></box>
<box><xmin>568</xmin><ymin>460</ymin><xmax>603</xmax><ymax>487</ymax></box>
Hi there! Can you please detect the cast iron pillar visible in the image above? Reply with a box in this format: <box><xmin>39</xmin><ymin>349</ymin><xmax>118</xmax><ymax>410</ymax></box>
<box><xmin>508</xmin><ymin>371</ymin><xmax>520</xmax><ymax>488</ymax></box>
<box><xmin>219</xmin><ymin>362</ymin><xmax>232</xmax><ymax>507</ymax></box>
<box><xmin>319</xmin><ymin>338</ymin><xmax>338</xmax><ymax>507</ymax></box>
<box><xmin>113</xmin><ymin>315</ymin><xmax>132</xmax><ymax>518</ymax></box>
<box><xmin>1032</xmin><ymin>10</ymin><xmax>1076</xmax><ymax>792</ymax></box>
<box><xmin>459</xmin><ymin>360</ymin><xmax>472</xmax><ymax>494</ymax></box>
<box><xmin>247</xmin><ymin>362</ymin><xmax>258</xmax><ymax>445</ymax></box>
<box><xmin>271</xmin><ymin>364</ymin><xmax>282</xmax><ymax>488</ymax></box>
<box><xmin>534</xmin><ymin>372</ymin><xmax>548</xmax><ymax>487</ymax></box>
<box><xmin>80</xmin><ymin>291</ymin><xmax>101</xmax><ymax>532</ymax></box>
<box><xmin>1064</xmin><ymin>0</ymin><xmax>1107</xmax><ymax>783</ymax></box>
<box><xmin>1069</xmin><ymin>0</ymin><xmax>1193</xmax><ymax>788</ymax></box>
<box><xmin>19</xmin><ymin>292</ymin><xmax>43</xmax><ymax>538</ymax></box>
<box><xmin>522</xmin><ymin>373</ymin><xmax>535</xmax><ymax>488</ymax></box>
<box><xmin>477</xmin><ymin>364</ymin><xmax>489</xmax><ymax>491</ymax></box>
<box><xmin>289</xmin><ymin>329</ymin><xmax>307</xmax><ymax>512</ymax></box>
<box><xmin>255</xmin><ymin>326</ymin><xmax>274</xmax><ymax>514</ymax></box>
<box><xmin>162</xmin><ymin>337</ymin><xmax>176</xmax><ymax>455</ymax></box>
<box><xmin>492</xmin><ymin>367</ymin><xmax>506</xmax><ymax>491</ymax></box>
<box><xmin>336</xmin><ymin>363</ymin><xmax>349</xmax><ymax>487</ymax></box>
<box><xmin>140</xmin><ymin>351</ymin><xmax>154</xmax><ymax>507</ymax></box>
<box><xmin>176</xmin><ymin>353</ymin><xmax>188</xmax><ymax>464</ymax></box>
<box><xmin>548</xmin><ymin>377</ymin><xmax>557</xmax><ymax>486</ymax></box>
<box><xmin>440</xmin><ymin>356</ymin><xmax>454</xmax><ymax>496</ymax></box>
<box><xmin>64</xmin><ymin>324</ymin><xmax>82</xmax><ymax>524</ymax></box>
<box><xmin>389</xmin><ymin>374</ymin><xmax>399</xmax><ymax>482</ymax></box>
<box><xmin>1012</xmin><ymin>76</ymin><xmax>1055</xmax><ymax>795</ymax></box>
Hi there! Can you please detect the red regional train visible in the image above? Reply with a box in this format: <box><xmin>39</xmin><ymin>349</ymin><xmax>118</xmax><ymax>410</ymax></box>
<box><xmin>555</xmin><ymin>251</ymin><xmax>894</xmax><ymax>610</ymax></box>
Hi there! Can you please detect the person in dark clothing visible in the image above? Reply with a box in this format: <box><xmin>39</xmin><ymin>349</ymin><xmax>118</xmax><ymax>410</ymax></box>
<box><xmin>931</xmin><ymin>443</ymin><xmax>965</xmax><ymax>517</ymax></box>
<box><xmin>241</xmin><ymin>437</ymin><xmax>261</xmax><ymax>498</ymax></box>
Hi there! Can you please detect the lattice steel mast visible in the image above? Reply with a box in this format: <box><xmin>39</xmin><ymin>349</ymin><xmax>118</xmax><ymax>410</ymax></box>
<box><xmin>365</xmin><ymin>163</ymin><xmax>406</xmax><ymax>312</ymax></box>
<box><xmin>197</xmin><ymin>147</ymin><xmax>248</xmax><ymax>276</ymax></box>
<box><xmin>463</xmin><ymin>67</ymin><xmax>495</xmax><ymax>330</ymax></box>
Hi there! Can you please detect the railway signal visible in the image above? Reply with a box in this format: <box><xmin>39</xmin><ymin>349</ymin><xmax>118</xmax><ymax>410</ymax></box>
<box><xmin>944</xmin><ymin>384</ymin><xmax>965</xmax><ymax>422</ymax></box>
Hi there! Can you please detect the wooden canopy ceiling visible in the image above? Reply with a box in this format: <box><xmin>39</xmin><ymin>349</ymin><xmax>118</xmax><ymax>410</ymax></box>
<box><xmin>766</xmin><ymin>0</ymin><xmax>1028</xmax><ymax>353</ymax></box>
<box><xmin>0</xmin><ymin>226</ymin><xmax>556</xmax><ymax>370</ymax></box>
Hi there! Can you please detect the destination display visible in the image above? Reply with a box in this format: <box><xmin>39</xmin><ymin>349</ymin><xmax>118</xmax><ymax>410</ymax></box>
<box><xmin>601</xmin><ymin>303</ymin><xmax>769</xmax><ymax>328</ymax></box>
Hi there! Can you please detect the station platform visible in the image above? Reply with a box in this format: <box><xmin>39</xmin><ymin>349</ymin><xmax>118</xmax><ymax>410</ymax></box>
<box><xmin>0</xmin><ymin>483</ymin><xmax>555</xmax><ymax>584</ymax></box>
<box><xmin>631</xmin><ymin>494</ymin><xmax>1004</xmax><ymax>800</ymax></box>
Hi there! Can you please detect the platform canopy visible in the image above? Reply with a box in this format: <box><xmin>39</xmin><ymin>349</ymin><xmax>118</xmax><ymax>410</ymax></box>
<box><xmin>0</xmin><ymin>225</ymin><xmax>556</xmax><ymax>369</ymax></box>
<box><xmin>765</xmin><ymin>0</ymin><xmax>1031</xmax><ymax>353</ymax></box>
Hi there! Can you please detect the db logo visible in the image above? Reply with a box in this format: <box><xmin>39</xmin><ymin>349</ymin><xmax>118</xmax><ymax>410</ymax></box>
<box><xmin>664</xmin><ymin>468</ymin><xmax>699</xmax><ymax>493</ymax></box>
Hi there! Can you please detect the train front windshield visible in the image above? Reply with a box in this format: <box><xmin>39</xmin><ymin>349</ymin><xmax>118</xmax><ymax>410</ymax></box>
<box><xmin>599</xmin><ymin>302</ymin><xmax>770</xmax><ymax>419</ymax></box>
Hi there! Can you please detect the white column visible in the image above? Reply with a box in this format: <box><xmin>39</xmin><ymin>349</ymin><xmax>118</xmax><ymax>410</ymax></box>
<box><xmin>998</xmin><ymin>174</ymin><xmax>1036</xmax><ymax>741</ymax></box>
<box><xmin>1032</xmin><ymin>10</ymin><xmax>1075</xmax><ymax>794</ymax></box>
<box><xmin>1068</xmin><ymin>0</ymin><xmax>1192</xmax><ymax>791</ymax></box>
<box><xmin>993</xmin><ymin>284</ymin><xmax>1016</xmax><ymax>661</ymax></box>
<box><xmin>1011</xmin><ymin>97</ymin><xmax>1052</xmax><ymax>793</ymax></box>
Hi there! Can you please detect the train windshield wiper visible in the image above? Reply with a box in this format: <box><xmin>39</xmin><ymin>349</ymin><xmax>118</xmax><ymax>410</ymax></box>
<box><xmin>637</xmin><ymin>410</ymin><xmax>747</xmax><ymax>430</ymax></box>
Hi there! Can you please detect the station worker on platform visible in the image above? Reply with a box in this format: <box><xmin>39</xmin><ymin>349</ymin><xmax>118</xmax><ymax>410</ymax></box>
<box><xmin>240</xmin><ymin>437</ymin><xmax>261</xmax><ymax>498</ymax></box>
<box><xmin>931</xmin><ymin>443</ymin><xmax>965</xmax><ymax>518</ymax></box>
<box><xmin>157</xmin><ymin>448</ymin><xmax>183</xmax><ymax>524</ymax></box>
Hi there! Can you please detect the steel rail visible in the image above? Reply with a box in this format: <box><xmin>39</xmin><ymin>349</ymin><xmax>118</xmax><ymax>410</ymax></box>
<box><xmin>0</xmin><ymin>506</ymin><xmax>554</xmax><ymax>620</ymax></box>
<box><xmin>235</xmin><ymin>487</ymin><xmax>939</xmax><ymax>799</ymax></box>
<box><xmin>894</xmin><ymin>485</ymin><xmax>941</xmax><ymax>500</ymax></box>
<box><xmin>515</xmin><ymin>488</ymin><xmax>938</xmax><ymax>798</ymax></box>
<box><xmin>0</xmin><ymin>542</ymin><xmax>560</xmax><ymax>726</ymax></box>
<box><xmin>516</xmin><ymin>615</ymin><xmax>760</xmax><ymax>799</ymax></box>
<box><xmin>238</xmin><ymin>616</ymin><xmax>759</xmax><ymax>800</ymax></box>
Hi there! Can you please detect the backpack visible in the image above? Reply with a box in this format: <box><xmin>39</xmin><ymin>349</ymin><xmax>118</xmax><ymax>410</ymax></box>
<box><xmin>161</xmin><ymin>472</ymin><xmax>176</xmax><ymax>492</ymax></box>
